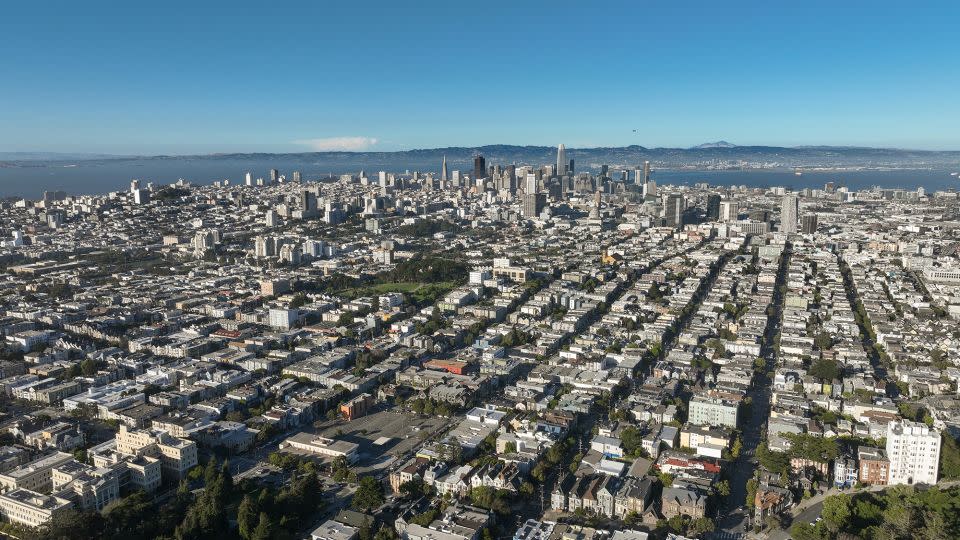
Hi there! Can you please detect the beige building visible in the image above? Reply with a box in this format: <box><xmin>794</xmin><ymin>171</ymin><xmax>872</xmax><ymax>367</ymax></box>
<box><xmin>115</xmin><ymin>425</ymin><xmax>198</xmax><ymax>480</ymax></box>
<box><xmin>0</xmin><ymin>488</ymin><xmax>72</xmax><ymax>528</ymax></box>
<box><xmin>0</xmin><ymin>452</ymin><xmax>74</xmax><ymax>493</ymax></box>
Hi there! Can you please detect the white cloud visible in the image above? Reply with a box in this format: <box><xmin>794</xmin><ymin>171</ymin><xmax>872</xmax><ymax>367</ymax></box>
<box><xmin>293</xmin><ymin>136</ymin><xmax>379</xmax><ymax>151</ymax></box>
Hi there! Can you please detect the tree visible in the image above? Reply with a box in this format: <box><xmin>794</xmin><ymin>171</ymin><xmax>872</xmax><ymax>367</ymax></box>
<box><xmin>658</xmin><ymin>472</ymin><xmax>674</xmax><ymax>487</ymax></box>
<box><xmin>352</xmin><ymin>477</ymin><xmax>384</xmax><ymax>511</ymax></box>
<box><xmin>745</xmin><ymin>477</ymin><xmax>758</xmax><ymax>508</ymax></box>
<box><xmin>809</xmin><ymin>358</ymin><xmax>839</xmax><ymax>381</ymax></box>
<box><xmin>716</xmin><ymin>479</ymin><xmax>730</xmax><ymax>497</ymax></box>
<box><xmin>789</xmin><ymin>522</ymin><xmax>825</xmax><ymax>540</ymax></box>
<box><xmin>399</xmin><ymin>477</ymin><xmax>426</xmax><ymax>499</ymax></box>
<box><xmin>821</xmin><ymin>492</ymin><xmax>851</xmax><ymax>533</ymax></box>
<box><xmin>940</xmin><ymin>432</ymin><xmax>960</xmax><ymax>480</ymax></box>
<box><xmin>620</xmin><ymin>426</ymin><xmax>643</xmax><ymax>456</ymax></box>
<box><xmin>374</xmin><ymin>525</ymin><xmax>399</xmax><ymax>540</ymax></box>
<box><xmin>688</xmin><ymin>517</ymin><xmax>715</xmax><ymax>536</ymax></box>
<box><xmin>238</xmin><ymin>495</ymin><xmax>258</xmax><ymax>540</ymax></box>
<box><xmin>250</xmin><ymin>512</ymin><xmax>274</xmax><ymax>540</ymax></box>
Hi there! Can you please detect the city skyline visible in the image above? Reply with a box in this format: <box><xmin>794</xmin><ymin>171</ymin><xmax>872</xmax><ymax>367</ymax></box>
<box><xmin>3</xmin><ymin>1</ymin><xmax>960</xmax><ymax>154</ymax></box>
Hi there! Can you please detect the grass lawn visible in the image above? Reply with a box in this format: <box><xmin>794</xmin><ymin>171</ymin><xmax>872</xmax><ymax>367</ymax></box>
<box><xmin>339</xmin><ymin>281</ymin><xmax>458</xmax><ymax>305</ymax></box>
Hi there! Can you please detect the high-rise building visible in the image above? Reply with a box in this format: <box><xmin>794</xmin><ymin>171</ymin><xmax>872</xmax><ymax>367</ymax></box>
<box><xmin>245</xmin><ymin>172</ymin><xmax>253</xmax><ymax>186</ymax></box>
<box><xmin>556</xmin><ymin>144</ymin><xmax>567</xmax><ymax>176</ymax></box>
<box><xmin>270</xmin><ymin>169</ymin><xmax>279</xmax><ymax>183</ymax></box>
<box><xmin>441</xmin><ymin>156</ymin><xmax>448</xmax><ymax>183</ymax></box>
<box><xmin>643</xmin><ymin>179</ymin><xmax>657</xmax><ymax>198</ymax></box>
<box><xmin>663</xmin><ymin>194</ymin><xmax>685</xmax><ymax>229</ymax></box>
<box><xmin>301</xmin><ymin>189</ymin><xmax>317</xmax><ymax>213</ymax></box>
<box><xmin>522</xmin><ymin>193</ymin><xmax>546</xmax><ymax>219</ymax></box>
<box><xmin>292</xmin><ymin>170</ymin><xmax>302</xmax><ymax>183</ymax></box>
<box><xmin>886</xmin><ymin>420</ymin><xmax>940</xmax><ymax>485</ymax></box>
<box><xmin>525</xmin><ymin>173</ymin><xmax>538</xmax><ymax>194</ymax></box>
<box><xmin>719</xmin><ymin>200</ymin><xmax>739</xmax><ymax>222</ymax></box>
<box><xmin>781</xmin><ymin>194</ymin><xmax>799</xmax><ymax>234</ymax></box>
<box><xmin>643</xmin><ymin>161</ymin><xmax>651</xmax><ymax>183</ymax></box>
<box><xmin>505</xmin><ymin>165</ymin><xmax>517</xmax><ymax>192</ymax></box>
<box><xmin>801</xmin><ymin>214</ymin><xmax>818</xmax><ymax>234</ymax></box>
<box><xmin>569</xmin><ymin>159</ymin><xmax>575</xmax><ymax>174</ymax></box>
<box><xmin>706</xmin><ymin>194</ymin><xmax>721</xmax><ymax>221</ymax></box>
<box><xmin>473</xmin><ymin>155</ymin><xmax>486</xmax><ymax>180</ymax></box>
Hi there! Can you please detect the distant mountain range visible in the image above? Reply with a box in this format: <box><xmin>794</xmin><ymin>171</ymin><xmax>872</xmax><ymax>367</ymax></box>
<box><xmin>2</xmin><ymin>144</ymin><xmax>959</xmax><ymax>171</ymax></box>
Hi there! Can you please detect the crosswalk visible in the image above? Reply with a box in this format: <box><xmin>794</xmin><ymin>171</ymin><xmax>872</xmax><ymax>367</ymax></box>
<box><xmin>709</xmin><ymin>532</ymin><xmax>745</xmax><ymax>540</ymax></box>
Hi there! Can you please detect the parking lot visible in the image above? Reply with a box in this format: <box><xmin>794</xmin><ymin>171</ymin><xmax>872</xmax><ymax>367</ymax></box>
<box><xmin>314</xmin><ymin>409</ymin><xmax>451</xmax><ymax>476</ymax></box>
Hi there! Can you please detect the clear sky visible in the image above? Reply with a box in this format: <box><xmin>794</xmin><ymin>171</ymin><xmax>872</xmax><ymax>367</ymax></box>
<box><xmin>2</xmin><ymin>1</ymin><xmax>959</xmax><ymax>154</ymax></box>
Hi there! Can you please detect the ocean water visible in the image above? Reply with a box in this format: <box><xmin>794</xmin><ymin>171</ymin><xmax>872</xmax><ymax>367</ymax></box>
<box><xmin>0</xmin><ymin>157</ymin><xmax>957</xmax><ymax>198</ymax></box>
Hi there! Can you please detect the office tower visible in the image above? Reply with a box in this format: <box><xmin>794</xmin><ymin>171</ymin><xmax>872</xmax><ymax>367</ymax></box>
<box><xmin>643</xmin><ymin>179</ymin><xmax>657</xmax><ymax>198</ymax></box>
<box><xmin>569</xmin><ymin>159</ymin><xmax>574</xmax><ymax>174</ymax></box>
<box><xmin>643</xmin><ymin>161</ymin><xmax>651</xmax><ymax>183</ymax></box>
<box><xmin>633</xmin><ymin>169</ymin><xmax>643</xmax><ymax>185</ymax></box>
<box><xmin>600</xmin><ymin>164</ymin><xmax>609</xmax><ymax>177</ymax></box>
<box><xmin>292</xmin><ymin>170</ymin><xmax>302</xmax><ymax>183</ymax></box>
<box><xmin>301</xmin><ymin>189</ymin><xmax>317</xmax><ymax>213</ymax></box>
<box><xmin>556</xmin><ymin>144</ymin><xmax>567</xmax><ymax>175</ymax></box>
<box><xmin>265</xmin><ymin>210</ymin><xmax>278</xmax><ymax>227</ymax></box>
<box><xmin>781</xmin><ymin>194</ymin><xmax>799</xmax><ymax>233</ymax></box>
<box><xmin>130</xmin><ymin>179</ymin><xmax>140</xmax><ymax>192</ymax></box>
<box><xmin>245</xmin><ymin>171</ymin><xmax>253</xmax><ymax>186</ymax></box>
<box><xmin>270</xmin><ymin>169</ymin><xmax>279</xmax><ymax>183</ymax></box>
<box><xmin>719</xmin><ymin>200</ymin><xmax>739</xmax><ymax>222</ymax></box>
<box><xmin>441</xmin><ymin>156</ymin><xmax>448</xmax><ymax>182</ymax></box>
<box><xmin>523</xmin><ymin>193</ymin><xmax>546</xmax><ymax>219</ymax></box>
<box><xmin>525</xmin><ymin>173</ymin><xmax>538</xmax><ymax>194</ymax></box>
<box><xmin>706</xmin><ymin>194</ymin><xmax>721</xmax><ymax>221</ymax></box>
<box><xmin>886</xmin><ymin>420</ymin><xmax>940</xmax><ymax>485</ymax></box>
<box><xmin>132</xmin><ymin>188</ymin><xmax>150</xmax><ymax>205</ymax></box>
<box><xmin>663</xmin><ymin>194</ymin><xmax>685</xmax><ymax>229</ymax></box>
<box><xmin>473</xmin><ymin>155</ymin><xmax>486</xmax><ymax>180</ymax></box>
<box><xmin>506</xmin><ymin>165</ymin><xmax>517</xmax><ymax>192</ymax></box>
<box><xmin>801</xmin><ymin>214</ymin><xmax>818</xmax><ymax>234</ymax></box>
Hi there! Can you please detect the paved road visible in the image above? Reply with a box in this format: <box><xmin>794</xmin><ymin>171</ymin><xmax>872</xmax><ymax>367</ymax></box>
<box><xmin>717</xmin><ymin>246</ymin><xmax>791</xmax><ymax>538</ymax></box>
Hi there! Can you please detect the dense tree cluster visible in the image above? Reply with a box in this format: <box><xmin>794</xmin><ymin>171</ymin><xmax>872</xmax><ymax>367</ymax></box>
<box><xmin>790</xmin><ymin>485</ymin><xmax>960</xmax><ymax>540</ymax></box>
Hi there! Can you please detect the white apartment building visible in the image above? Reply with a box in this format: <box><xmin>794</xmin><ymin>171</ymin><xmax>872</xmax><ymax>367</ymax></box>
<box><xmin>688</xmin><ymin>395</ymin><xmax>739</xmax><ymax>428</ymax></box>
<box><xmin>886</xmin><ymin>420</ymin><xmax>940</xmax><ymax>485</ymax></box>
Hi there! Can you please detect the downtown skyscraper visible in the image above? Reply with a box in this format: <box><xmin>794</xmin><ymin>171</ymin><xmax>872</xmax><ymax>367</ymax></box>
<box><xmin>556</xmin><ymin>144</ymin><xmax>567</xmax><ymax>176</ymax></box>
<box><xmin>781</xmin><ymin>194</ymin><xmax>799</xmax><ymax>234</ymax></box>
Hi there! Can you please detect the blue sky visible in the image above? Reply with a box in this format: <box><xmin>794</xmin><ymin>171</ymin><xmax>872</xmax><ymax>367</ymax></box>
<box><xmin>2</xmin><ymin>1</ymin><xmax>959</xmax><ymax>154</ymax></box>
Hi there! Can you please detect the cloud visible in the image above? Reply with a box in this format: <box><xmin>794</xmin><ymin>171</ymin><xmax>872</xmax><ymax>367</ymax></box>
<box><xmin>293</xmin><ymin>136</ymin><xmax>378</xmax><ymax>151</ymax></box>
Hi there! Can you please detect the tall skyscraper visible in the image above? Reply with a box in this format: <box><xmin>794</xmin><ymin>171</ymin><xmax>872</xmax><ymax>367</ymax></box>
<box><xmin>719</xmin><ymin>200</ymin><xmax>739</xmax><ymax>222</ymax></box>
<box><xmin>664</xmin><ymin>194</ymin><xmax>685</xmax><ymax>229</ymax></box>
<box><xmin>643</xmin><ymin>161</ymin><xmax>651</xmax><ymax>183</ymax></box>
<box><xmin>292</xmin><ymin>170</ymin><xmax>302</xmax><ymax>183</ymax></box>
<box><xmin>781</xmin><ymin>194</ymin><xmax>799</xmax><ymax>234</ymax></box>
<box><xmin>523</xmin><ymin>193</ymin><xmax>546</xmax><ymax>219</ymax></box>
<box><xmin>643</xmin><ymin>179</ymin><xmax>657</xmax><ymax>198</ymax></box>
<box><xmin>270</xmin><ymin>169</ymin><xmax>279</xmax><ymax>183</ymax></box>
<box><xmin>245</xmin><ymin>171</ymin><xmax>253</xmax><ymax>186</ymax></box>
<box><xmin>441</xmin><ymin>155</ymin><xmax>448</xmax><ymax>182</ymax></box>
<box><xmin>473</xmin><ymin>155</ymin><xmax>486</xmax><ymax>180</ymax></box>
<box><xmin>801</xmin><ymin>214</ymin><xmax>818</xmax><ymax>234</ymax></box>
<box><xmin>569</xmin><ymin>159</ymin><xmax>575</xmax><ymax>174</ymax></box>
<box><xmin>525</xmin><ymin>173</ymin><xmax>538</xmax><ymax>194</ymax></box>
<box><xmin>706</xmin><ymin>194</ymin><xmax>721</xmax><ymax>221</ymax></box>
<box><xmin>556</xmin><ymin>144</ymin><xmax>567</xmax><ymax>176</ymax></box>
